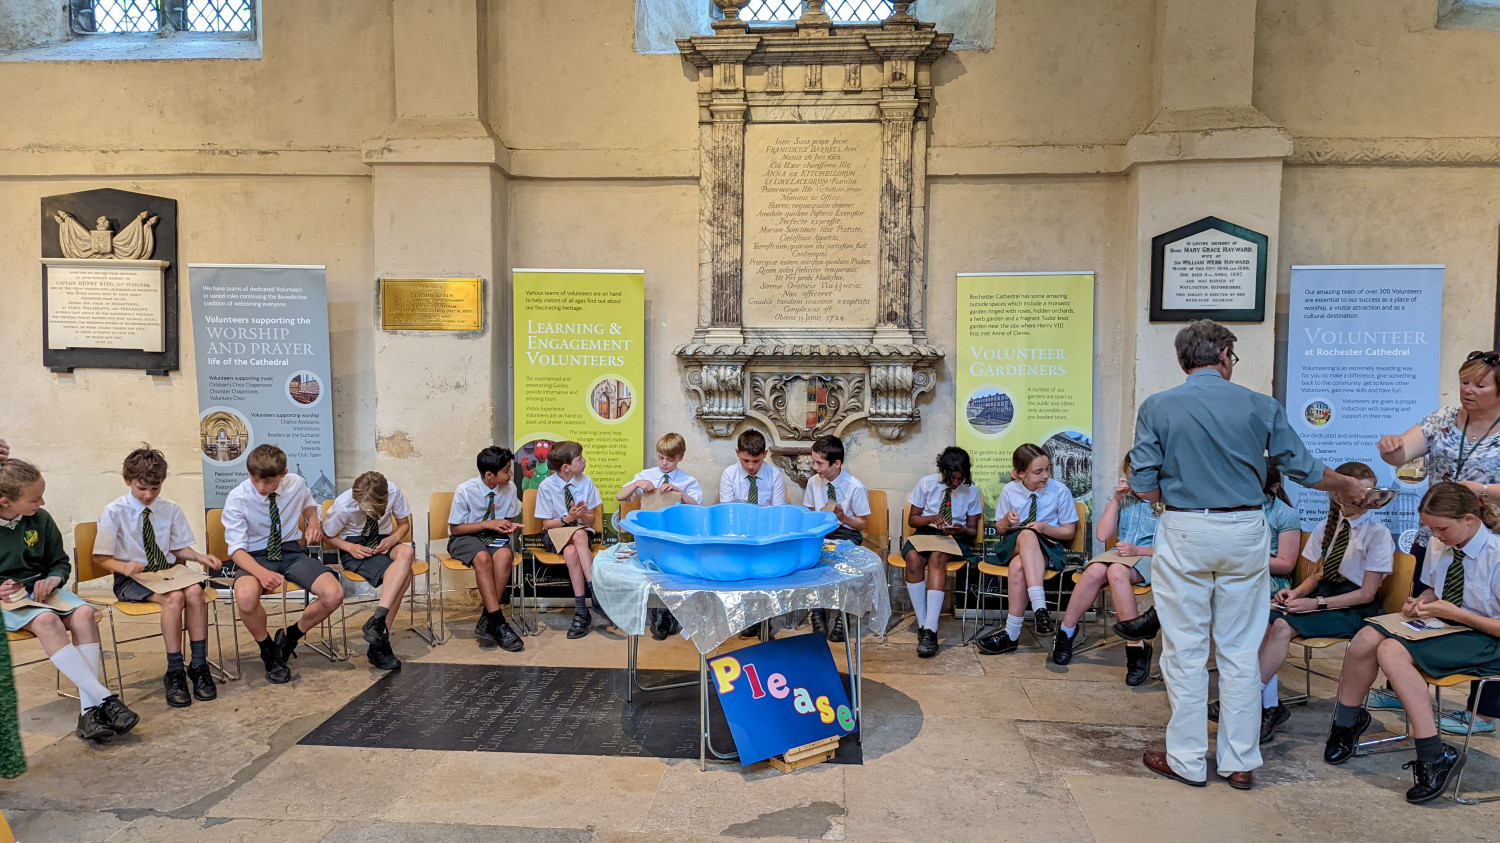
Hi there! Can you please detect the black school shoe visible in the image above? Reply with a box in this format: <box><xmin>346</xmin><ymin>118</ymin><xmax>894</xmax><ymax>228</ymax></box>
<box><xmin>188</xmin><ymin>663</ymin><xmax>218</xmax><ymax>701</ymax></box>
<box><xmin>916</xmin><ymin>628</ymin><xmax>939</xmax><ymax>658</ymax></box>
<box><xmin>648</xmin><ymin>608</ymin><xmax>670</xmax><ymax>640</ymax></box>
<box><xmin>810</xmin><ymin>609</ymin><xmax>828</xmax><ymax>636</ymax></box>
<box><xmin>1124</xmin><ymin>642</ymin><xmax>1153</xmax><ymax>686</ymax></box>
<box><xmin>474</xmin><ymin>613</ymin><xmax>498</xmax><ymax>648</ymax></box>
<box><xmin>260</xmin><ymin>635</ymin><xmax>291</xmax><ymax>684</ymax></box>
<box><xmin>1323</xmin><ymin>708</ymin><xmax>1372</xmax><ymax>765</ymax></box>
<box><xmin>975</xmin><ymin>630</ymin><xmax>1019</xmax><ymax>655</ymax></box>
<box><xmin>1260</xmin><ymin>703</ymin><xmax>1291</xmax><ymax>744</ymax></box>
<box><xmin>367</xmin><ymin>638</ymin><xmax>402</xmax><ymax>671</ymax></box>
<box><xmin>362</xmin><ymin>614</ymin><xmax>389</xmax><ymax>647</ymax></box>
<box><xmin>567</xmin><ymin>611</ymin><xmax>592</xmax><ymax>639</ymax></box>
<box><xmin>1404</xmin><ymin>744</ymin><xmax>1464</xmax><ymax>804</ymax></box>
<box><xmin>1113</xmin><ymin>606</ymin><xmax>1161</xmax><ymax>642</ymax></box>
<box><xmin>1032</xmin><ymin>607</ymin><xmax>1055</xmax><ymax>636</ymax></box>
<box><xmin>1052</xmin><ymin>627</ymin><xmax>1076</xmax><ymax>665</ymax></box>
<box><xmin>827</xmin><ymin>612</ymin><xmax>846</xmax><ymax>642</ymax></box>
<box><xmin>163</xmin><ymin>668</ymin><xmax>192</xmax><ymax>708</ymax></box>
<box><xmin>493</xmin><ymin>618</ymin><xmax>524</xmax><ymax>652</ymax></box>
<box><xmin>275</xmin><ymin>628</ymin><xmax>302</xmax><ymax>663</ymax></box>
<box><xmin>98</xmin><ymin>695</ymin><xmax>139</xmax><ymax>734</ymax></box>
<box><xmin>77</xmin><ymin>705</ymin><xmax>115</xmax><ymax>741</ymax></box>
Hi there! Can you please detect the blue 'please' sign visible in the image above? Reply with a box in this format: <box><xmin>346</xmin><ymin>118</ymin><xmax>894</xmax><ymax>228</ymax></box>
<box><xmin>708</xmin><ymin>633</ymin><xmax>857</xmax><ymax>765</ymax></box>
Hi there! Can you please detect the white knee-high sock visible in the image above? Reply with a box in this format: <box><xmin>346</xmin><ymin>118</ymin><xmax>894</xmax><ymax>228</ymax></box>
<box><xmin>49</xmin><ymin>644</ymin><xmax>110</xmax><ymax>711</ymax></box>
<box><xmin>1005</xmin><ymin>614</ymin><xmax>1024</xmax><ymax>640</ymax></box>
<box><xmin>78</xmin><ymin>642</ymin><xmax>103</xmax><ymax>676</ymax></box>
<box><xmin>924</xmin><ymin>591</ymin><xmax>945</xmax><ymax>633</ymax></box>
<box><xmin>906</xmin><ymin>582</ymin><xmax>928</xmax><ymax>629</ymax></box>
<box><xmin>1262</xmin><ymin>676</ymin><xmax>1279</xmax><ymax>708</ymax></box>
<box><xmin>1027</xmin><ymin>585</ymin><xmax>1046</xmax><ymax>611</ymax></box>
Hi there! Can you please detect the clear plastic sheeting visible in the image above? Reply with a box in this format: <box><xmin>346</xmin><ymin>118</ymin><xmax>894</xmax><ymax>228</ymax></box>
<box><xmin>593</xmin><ymin>541</ymin><xmax>891</xmax><ymax>654</ymax></box>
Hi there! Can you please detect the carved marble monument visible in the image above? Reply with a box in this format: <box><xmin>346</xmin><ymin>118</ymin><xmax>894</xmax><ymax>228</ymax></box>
<box><xmin>675</xmin><ymin>1</ymin><xmax>951</xmax><ymax>459</ymax></box>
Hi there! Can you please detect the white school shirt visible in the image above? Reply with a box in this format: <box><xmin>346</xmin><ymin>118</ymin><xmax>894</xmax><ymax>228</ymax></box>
<box><xmin>449</xmin><ymin>476</ymin><xmax>522</xmax><ymax>526</ymax></box>
<box><xmin>95</xmin><ymin>493</ymin><xmax>195</xmax><ymax>564</ymax></box>
<box><xmin>995</xmin><ymin>479</ymin><xmax>1078</xmax><ymax>528</ymax></box>
<box><xmin>803</xmin><ymin>470</ymin><xmax>871</xmax><ymax>518</ymax></box>
<box><xmin>222</xmin><ymin>473</ymin><xmax>316</xmax><ymax>555</ymax></box>
<box><xmin>1299</xmin><ymin>510</ymin><xmax>1394</xmax><ymax>583</ymax></box>
<box><xmin>624</xmin><ymin>467</ymin><xmax>703</xmax><ymax>505</ymax></box>
<box><xmin>719</xmin><ymin>461</ymin><xmax>788</xmax><ymax>506</ymax></box>
<box><xmin>535</xmin><ymin>473</ymin><xmax>603</xmax><ymax>522</ymax></box>
<box><xmin>1423</xmin><ymin>528</ymin><xmax>1500</xmax><ymax>620</ymax></box>
<box><xmin>907</xmin><ymin>473</ymin><xmax>983</xmax><ymax>521</ymax></box>
<box><xmin>324</xmin><ymin>483</ymin><xmax>413</xmax><ymax>539</ymax></box>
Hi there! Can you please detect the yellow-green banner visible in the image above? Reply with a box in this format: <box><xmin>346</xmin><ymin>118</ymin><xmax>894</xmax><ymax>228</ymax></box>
<box><xmin>512</xmin><ymin>270</ymin><xmax>645</xmax><ymax>514</ymax></box>
<box><xmin>956</xmin><ymin>273</ymin><xmax>1094</xmax><ymax>510</ymax></box>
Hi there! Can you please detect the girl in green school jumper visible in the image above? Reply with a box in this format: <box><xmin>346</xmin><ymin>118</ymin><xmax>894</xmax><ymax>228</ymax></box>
<box><xmin>1325</xmin><ymin>481</ymin><xmax>1500</xmax><ymax>803</ymax></box>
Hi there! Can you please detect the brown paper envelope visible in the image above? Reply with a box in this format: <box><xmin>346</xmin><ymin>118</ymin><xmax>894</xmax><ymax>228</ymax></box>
<box><xmin>547</xmin><ymin>525</ymin><xmax>586</xmax><ymax>550</ymax></box>
<box><xmin>642</xmin><ymin>490</ymin><xmax>682</xmax><ymax>511</ymax></box>
<box><xmin>1366</xmin><ymin>611</ymin><xmax>1468</xmax><ymax>641</ymax></box>
<box><xmin>907</xmin><ymin>534</ymin><xmax>963</xmax><ymax>555</ymax></box>
<box><xmin>1</xmin><ymin>591</ymin><xmax>74</xmax><ymax>612</ymax></box>
<box><xmin>130</xmin><ymin>567</ymin><xmax>210</xmax><ymax>595</ymax></box>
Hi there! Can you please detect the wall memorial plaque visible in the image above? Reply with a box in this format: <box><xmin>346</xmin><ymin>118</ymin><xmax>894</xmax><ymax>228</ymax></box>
<box><xmin>1149</xmin><ymin>216</ymin><xmax>1268</xmax><ymax>323</ymax></box>
<box><xmin>39</xmin><ymin>188</ymin><xmax>179</xmax><ymax>375</ymax></box>
<box><xmin>379</xmin><ymin>277</ymin><xmax>484</xmax><ymax>331</ymax></box>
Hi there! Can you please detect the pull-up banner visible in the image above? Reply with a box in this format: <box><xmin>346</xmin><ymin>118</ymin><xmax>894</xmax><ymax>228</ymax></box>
<box><xmin>956</xmin><ymin>273</ymin><xmax>1095</xmax><ymax>510</ymax></box>
<box><xmin>512</xmin><ymin>270</ymin><xmax>645</xmax><ymax>511</ymax></box>
<box><xmin>1285</xmin><ymin>265</ymin><xmax>1444</xmax><ymax>538</ymax></box>
<box><xmin>187</xmin><ymin>264</ymin><xmax>336</xmax><ymax>509</ymax></box>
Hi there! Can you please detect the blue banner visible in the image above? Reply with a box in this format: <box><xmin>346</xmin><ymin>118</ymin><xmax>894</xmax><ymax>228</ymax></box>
<box><xmin>708</xmin><ymin>633</ymin><xmax>856</xmax><ymax>765</ymax></box>
<box><xmin>1285</xmin><ymin>265</ymin><xmax>1444</xmax><ymax>540</ymax></box>
<box><xmin>188</xmin><ymin>264</ymin><xmax>336</xmax><ymax>509</ymax></box>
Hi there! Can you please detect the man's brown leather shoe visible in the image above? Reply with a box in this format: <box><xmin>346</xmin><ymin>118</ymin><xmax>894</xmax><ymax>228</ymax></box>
<box><xmin>1142</xmin><ymin>750</ymin><xmax>1207</xmax><ymax>787</ymax></box>
<box><xmin>1226</xmin><ymin>770</ymin><xmax>1253</xmax><ymax>790</ymax></box>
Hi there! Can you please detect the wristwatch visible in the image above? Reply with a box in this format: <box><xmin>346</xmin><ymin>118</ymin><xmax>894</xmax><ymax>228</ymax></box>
<box><xmin>1318</xmin><ymin>597</ymin><xmax>1328</xmax><ymax>610</ymax></box>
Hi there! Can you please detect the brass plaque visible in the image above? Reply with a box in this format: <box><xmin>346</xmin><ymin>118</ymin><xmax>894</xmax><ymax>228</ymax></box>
<box><xmin>380</xmin><ymin>278</ymin><xmax>484</xmax><ymax>332</ymax></box>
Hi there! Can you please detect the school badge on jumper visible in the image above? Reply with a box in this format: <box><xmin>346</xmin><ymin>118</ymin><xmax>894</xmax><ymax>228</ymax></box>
<box><xmin>23</xmin><ymin>530</ymin><xmax>38</xmax><ymax>547</ymax></box>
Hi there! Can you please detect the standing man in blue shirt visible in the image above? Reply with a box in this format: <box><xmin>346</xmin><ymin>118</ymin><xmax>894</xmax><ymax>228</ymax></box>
<box><xmin>1128</xmin><ymin>320</ymin><xmax>1372</xmax><ymax>791</ymax></box>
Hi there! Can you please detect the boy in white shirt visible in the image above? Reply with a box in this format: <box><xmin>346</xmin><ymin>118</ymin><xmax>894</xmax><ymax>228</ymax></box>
<box><xmin>619</xmin><ymin>432</ymin><xmax>702</xmax><ymax>639</ymax></box>
<box><xmin>804</xmin><ymin>435</ymin><xmax>871</xmax><ymax>642</ymax></box>
<box><xmin>718</xmin><ymin>429</ymin><xmax>787</xmax><ymax>506</ymax></box>
<box><xmin>448</xmin><ymin>446</ymin><xmax>524</xmax><ymax>652</ymax></box>
<box><xmin>222</xmin><ymin>444</ymin><xmax>337</xmax><ymax>684</ymax></box>
<box><xmin>535</xmin><ymin>441</ymin><xmax>605</xmax><ymax>639</ymax></box>
<box><xmin>94</xmin><ymin>445</ymin><xmax>222</xmax><ymax>707</ymax></box>
<box><xmin>322</xmin><ymin>471</ymin><xmax>415</xmax><ymax>670</ymax></box>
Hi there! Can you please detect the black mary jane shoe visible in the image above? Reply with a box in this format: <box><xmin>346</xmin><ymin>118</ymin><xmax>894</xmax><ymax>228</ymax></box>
<box><xmin>1032</xmin><ymin>608</ymin><xmax>1055</xmax><ymax>636</ymax></box>
<box><xmin>1404</xmin><ymin>744</ymin><xmax>1463</xmax><ymax>804</ymax></box>
<box><xmin>567</xmin><ymin>612</ymin><xmax>593</xmax><ymax>639</ymax></box>
<box><xmin>1124</xmin><ymin>642</ymin><xmax>1153</xmax><ymax>686</ymax></box>
<box><xmin>188</xmin><ymin>663</ymin><xmax>218</xmax><ymax>701</ymax></box>
<box><xmin>164</xmin><ymin>668</ymin><xmax>192</xmax><ymax>708</ymax></box>
<box><xmin>1323</xmin><ymin>708</ymin><xmax>1372</xmax><ymax>765</ymax></box>
<box><xmin>975</xmin><ymin>630</ymin><xmax>1018</xmax><ymax>655</ymax></box>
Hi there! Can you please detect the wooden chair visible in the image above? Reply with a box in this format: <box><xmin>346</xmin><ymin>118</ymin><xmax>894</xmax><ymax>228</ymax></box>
<box><xmin>521</xmin><ymin>488</ymin><xmax>603</xmax><ymax>620</ymax></box>
<box><xmin>862</xmin><ymin>490</ymin><xmax>888</xmax><ymax>557</ymax></box>
<box><xmin>73</xmin><ymin>521</ymin><xmax>225</xmax><ymax>701</ymax></box>
<box><xmin>1282</xmin><ymin>549</ymin><xmax>1416</xmax><ymax>707</ymax></box>
<box><xmin>428</xmin><ymin>491</ymin><xmax>530</xmax><ymax>640</ymax></box>
<box><xmin>886</xmin><ymin>502</ymin><xmax>983</xmax><ymax>633</ymax></box>
<box><xmin>970</xmin><ymin>502</ymin><xmax>1086</xmax><ymax>644</ymax></box>
<box><xmin>321</xmin><ymin>498</ymin><xmax>436</xmax><ymax>655</ymax></box>
<box><xmin>1068</xmin><ymin>527</ymin><xmax>1154</xmax><ymax>654</ymax></box>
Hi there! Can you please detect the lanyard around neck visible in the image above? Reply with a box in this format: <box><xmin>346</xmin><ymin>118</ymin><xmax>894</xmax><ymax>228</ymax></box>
<box><xmin>1455</xmin><ymin>412</ymin><xmax>1500</xmax><ymax>477</ymax></box>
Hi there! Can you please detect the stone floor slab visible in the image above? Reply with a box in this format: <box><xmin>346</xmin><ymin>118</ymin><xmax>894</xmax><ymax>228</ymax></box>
<box><xmin>640</xmin><ymin>756</ymin><xmax>846</xmax><ymax>837</ymax></box>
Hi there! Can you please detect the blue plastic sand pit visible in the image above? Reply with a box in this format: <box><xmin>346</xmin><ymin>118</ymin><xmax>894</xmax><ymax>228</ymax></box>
<box><xmin>620</xmin><ymin>503</ymin><xmax>838</xmax><ymax>581</ymax></box>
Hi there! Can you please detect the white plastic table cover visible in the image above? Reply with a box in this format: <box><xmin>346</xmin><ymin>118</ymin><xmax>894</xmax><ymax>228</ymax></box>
<box><xmin>592</xmin><ymin>541</ymin><xmax>891</xmax><ymax>654</ymax></box>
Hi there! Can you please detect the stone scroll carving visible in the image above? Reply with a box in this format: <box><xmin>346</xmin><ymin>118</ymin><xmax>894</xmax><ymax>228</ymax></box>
<box><xmin>675</xmin><ymin>3</ymin><xmax>951</xmax><ymax>449</ymax></box>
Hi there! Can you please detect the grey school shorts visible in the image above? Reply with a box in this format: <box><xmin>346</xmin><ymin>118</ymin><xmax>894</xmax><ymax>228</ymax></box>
<box><xmin>235</xmin><ymin>544</ymin><xmax>334</xmax><ymax>590</ymax></box>
<box><xmin>447</xmin><ymin>534</ymin><xmax>513</xmax><ymax>565</ymax></box>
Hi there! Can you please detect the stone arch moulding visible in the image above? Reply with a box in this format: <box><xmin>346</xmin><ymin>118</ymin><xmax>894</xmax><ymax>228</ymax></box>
<box><xmin>674</xmin><ymin>1</ymin><xmax>951</xmax><ymax>451</ymax></box>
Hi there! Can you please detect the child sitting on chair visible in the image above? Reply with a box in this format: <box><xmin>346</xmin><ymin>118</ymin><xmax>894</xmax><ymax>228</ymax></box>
<box><xmin>0</xmin><ymin>457</ymin><xmax>138</xmax><ymax>741</ymax></box>
<box><xmin>536</xmin><ymin>441</ymin><xmax>604</xmax><ymax>639</ymax></box>
<box><xmin>803</xmin><ymin>434</ymin><xmax>871</xmax><ymax>642</ymax></box>
<box><xmin>447</xmin><ymin>446</ymin><xmax>524</xmax><ymax>653</ymax></box>
<box><xmin>1324</xmin><ymin>481</ymin><xmax>1500</xmax><ymax>804</ymax></box>
<box><xmin>322</xmin><ymin>471</ymin><xmax>416</xmax><ymax>671</ymax></box>
<box><xmin>976</xmin><ymin>444</ymin><xmax>1078</xmax><ymax>655</ymax></box>
<box><xmin>95</xmin><ymin>445</ymin><xmax>222</xmax><ymax>707</ymax></box>
<box><xmin>901</xmin><ymin>446</ymin><xmax>983</xmax><ymax>659</ymax></box>
<box><xmin>1053</xmin><ymin>456</ymin><xmax>1161</xmax><ymax>685</ymax></box>
<box><xmin>619</xmin><ymin>433</ymin><xmax>702</xmax><ymax>640</ymax></box>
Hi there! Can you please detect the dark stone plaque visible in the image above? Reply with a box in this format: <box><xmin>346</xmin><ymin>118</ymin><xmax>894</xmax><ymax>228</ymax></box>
<box><xmin>40</xmin><ymin>188</ymin><xmax>179</xmax><ymax>374</ymax></box>
<box><xmin>300</xmin><ymin>661</ymin><xmax>864</xmax><ymax>763</ymax></box>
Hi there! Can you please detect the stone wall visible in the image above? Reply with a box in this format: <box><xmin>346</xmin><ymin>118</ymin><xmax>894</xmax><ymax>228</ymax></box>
<box><xmin>1</xmin><ymin>0</ymin><xmax>1498</xmax><ymax>548</ymax></box>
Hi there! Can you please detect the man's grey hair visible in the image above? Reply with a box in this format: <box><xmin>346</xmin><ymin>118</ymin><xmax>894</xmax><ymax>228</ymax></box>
<box><xmin>1175</xmin><ymin>320</ymin><xmax>1237</xmax><ymax>370</ymax></box>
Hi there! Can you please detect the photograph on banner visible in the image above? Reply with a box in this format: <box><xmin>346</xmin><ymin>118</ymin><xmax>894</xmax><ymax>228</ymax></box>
<box><xmin>708</xmin><ymin>633</ymin><xmax>857</xmax><ymax>766</ymax></box>
<box><xmin>512</xmin><ymin>270</ymin><xmax>645</xmax><ymax>514</ymax></box>
<box><xmin>188</xmin><ymin>264</ymin><xmax>336</xmax><ymax>509</ymax></box>
<box><xmin>1284</xmin><ymin>265</ymin><xmax>1444</xmax><ymax>541</ymax></box>
<box><xmin>956</xmin><ymin>273</ymin><xmax>1095</xmax><ymax>513</ymax></box>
